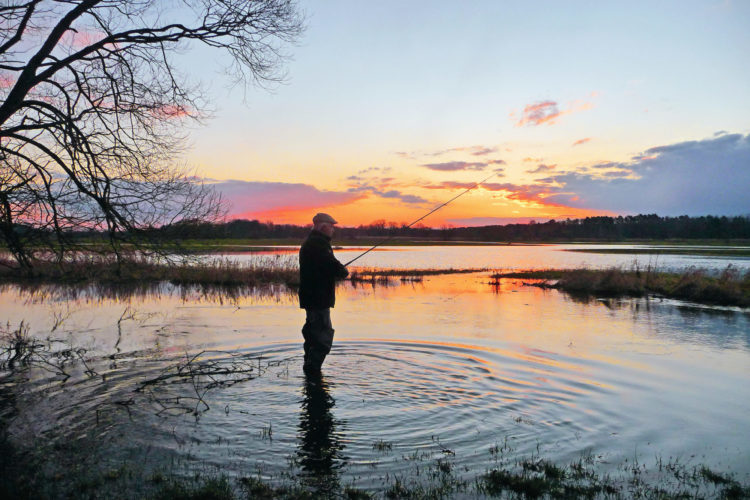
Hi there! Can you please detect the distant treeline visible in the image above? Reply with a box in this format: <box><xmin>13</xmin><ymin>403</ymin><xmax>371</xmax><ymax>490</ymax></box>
<box><xmin>151</xmin><ymin>214</ymin><xmax>750</xmax><ymax>242</ymax></box>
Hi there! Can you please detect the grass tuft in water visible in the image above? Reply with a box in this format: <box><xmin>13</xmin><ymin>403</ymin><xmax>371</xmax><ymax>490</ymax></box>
<box><xmin>492</xmin><ymin>264</ymin><xmax>750</xmax><ymax>307</ymax></box>
<box><xmin>372</xmin><ymin>439</ymin><xmax>393</xmax><ymax>451</ymax></box>
<box><xmin>152</xmin><ymin>476</ymin><xmax>235</xmax><ymax>500</ymax></box>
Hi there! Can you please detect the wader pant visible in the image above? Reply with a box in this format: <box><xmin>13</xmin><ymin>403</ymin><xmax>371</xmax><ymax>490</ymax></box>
<box><xmin>302</xmin><ymin>308</ymin><xmax>334</xmax><ymax>371</ymax></box>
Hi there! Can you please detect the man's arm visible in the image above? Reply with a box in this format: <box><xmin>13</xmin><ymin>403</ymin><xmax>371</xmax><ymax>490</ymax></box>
<box><xmin>332</xmin><ymin>256</ymin><xmax>349</xmax><ymax>280</ymax></box>
<box><xmin>309</xmin><ymin>240</ymin><xmax>349</xmax><ymax>279</ymax></box>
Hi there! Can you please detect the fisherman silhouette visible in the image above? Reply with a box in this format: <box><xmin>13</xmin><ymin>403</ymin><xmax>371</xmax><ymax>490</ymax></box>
<box><xmin>298</xmin><ymin>213</ymin><xmax>348</xmax><ymax>373</ymax></box>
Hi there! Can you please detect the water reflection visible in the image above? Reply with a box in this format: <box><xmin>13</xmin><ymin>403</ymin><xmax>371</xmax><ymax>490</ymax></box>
<box><xmin>296</xmin><ymin>373</ymin><xmax>346</xmax><ymax>495</ymax></box>
<box><xmin>1</xmin><ymin>281</ymin><xmax>297</xmax><ymax>305</ymax></box>
<box><xmin>229</xmin><ymin>244</ymin><xmax>750</xmax><ymax>272</ymax></box>
<box><xmin>0</xmin><ymin>263</ymin><xmax>749</xmax><ymax>488</ymax></box>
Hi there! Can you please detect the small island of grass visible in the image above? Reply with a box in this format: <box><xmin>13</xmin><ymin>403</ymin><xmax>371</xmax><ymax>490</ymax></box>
<box><xmin>493</xmin><ymin>266</ymin><xmax>750</xmax><ymax>308</ymax></box>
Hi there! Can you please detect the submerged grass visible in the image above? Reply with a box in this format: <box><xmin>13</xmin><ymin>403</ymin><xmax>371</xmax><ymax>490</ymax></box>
<box><xmin>3</xmin><ymin>434</ymin><xmax>748</xmax><ymax>500</ymax></box>
<box><xmin>493</xmin><ymin>265</ymin><xmax>750</xmax><ymax>308</ymax></box>
<box><xmin>349</xmin><ymin>267</ymin><xmax>484</xmax><ymax>285</ymax></box>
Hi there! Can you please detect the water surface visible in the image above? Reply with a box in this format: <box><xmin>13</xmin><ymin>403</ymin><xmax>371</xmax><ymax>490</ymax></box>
<box><xmin>232</xmin><ymin>243</ymin><xmax>750</xmax><ymax>272</ymax></box>
<box><xmin>1</xmin><ymin>247</ymin><xmax>749</xmax><ymax>492</ymax></box>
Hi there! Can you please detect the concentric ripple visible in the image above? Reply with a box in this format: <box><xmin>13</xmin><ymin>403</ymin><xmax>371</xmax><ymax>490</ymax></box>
<box><xmin>2</xmin><ymin>338</ymin><xmax>628</xmax><ymax>487</ymax></box>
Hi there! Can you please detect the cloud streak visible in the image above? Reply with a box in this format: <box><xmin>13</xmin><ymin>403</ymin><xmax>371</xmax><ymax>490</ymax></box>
<box><xmin>396</xmin><ymin>145</ymin><xmax>500</xmax><ymax>159</ymax></box>
<box><xmin>526</xmin><ymin>164</ymin><xmax>556</xmax><ymax>174</ymax></box>
<box><xmin>347</xmin><ymin>185</ymin><xmax>428</xmax><ymax>204</ymax></box>
<box><xmin>426</xmin><ymin>145</ymin><xmax>499</xmax><ymax>157</ymax></box>
<box><xmin>422</xmin><ymin>161</ymin><xmax>488</xmax><ymax>171</ymax></box>
<box><xmin>421</xmin><ymin>159</ymin><xmax>505</xmax><ymax>171</ymax></box>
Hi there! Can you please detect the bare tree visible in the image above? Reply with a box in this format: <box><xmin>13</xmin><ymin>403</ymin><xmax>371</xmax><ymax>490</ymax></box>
<box><xmin>0</xmin><ymin>0</ymin><xmax>303</xmax><ymax>272</ymax></box>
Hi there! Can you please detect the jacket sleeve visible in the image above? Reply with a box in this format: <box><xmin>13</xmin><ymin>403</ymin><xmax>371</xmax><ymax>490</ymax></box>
<box><xmin>310</xmin><ymin>239</ymin><xmax>349</xmax><ymax>280</ymax></box>
<box><xmin>332</xmin><ymin>255</ymin><xmax>349</xmax><ymax>280</ymax></box>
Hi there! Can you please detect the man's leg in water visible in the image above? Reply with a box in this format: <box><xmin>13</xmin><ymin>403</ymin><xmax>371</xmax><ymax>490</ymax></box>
<box><xmin>302</xmin><ymin>308</ymin><xmax>334</xmax><ymax>372</ymax></box>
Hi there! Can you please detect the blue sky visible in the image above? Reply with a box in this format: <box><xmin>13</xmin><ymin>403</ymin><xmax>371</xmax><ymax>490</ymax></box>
<box><xmin>176</xmin><ymin>0</ymin><xmax>750</xmax><ymax>225</ymax></box>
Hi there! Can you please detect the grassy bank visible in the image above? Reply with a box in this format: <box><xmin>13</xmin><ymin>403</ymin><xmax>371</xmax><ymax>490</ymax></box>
<box><xmin>0</xmin><ymin>256</ymin><xmax>301</xmax><ymax>288</ymax></box>
<box><xmin>0</xmin><ymin>257</ymin><xmax>487</xmax><ymax>290</ymax></box>
<box><xmin>493</xmin><ymin>266</ymin><xmax>750</xmax><ymax>308</ymax></box>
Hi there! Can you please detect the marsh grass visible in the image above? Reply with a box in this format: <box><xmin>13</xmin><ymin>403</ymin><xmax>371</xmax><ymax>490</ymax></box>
<box><xmin>0</xmin><ymin>255</ymin><xmax>301</xmax><ymax>287</ymax></box>
<box><xmin>5</xmin><ymin>449</ymin><xmax>744</xmax><ymax>499</ymax></box>
<box><xmin>348</xmin><ymin>267</ymin><xmax>484</xmax><ymax>286</ymax></box>
<box><xmin>0</xmin><ymin>254</ymin><xmax>488</xmax><ymax>292</ymax></box>
<box><xmin>493</xmin><ymin>265</ymin><xmax>750</xmax><ymax>307</ymax></box>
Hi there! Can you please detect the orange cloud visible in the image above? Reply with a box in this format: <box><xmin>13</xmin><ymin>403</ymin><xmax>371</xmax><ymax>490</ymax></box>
<box><xmin>420</xmin><ymin>180</ymin><xmax>569</xmax><ymax>209</ymax></box>
<box><xmin>421</xmin><ymin>181</ymin><xmax>477</xmax><ymax>190</ymax></box>
<box><xmin>572</xmin><ymin>137</ymin><xmax>591</xmax><ymax>146</ymax></box>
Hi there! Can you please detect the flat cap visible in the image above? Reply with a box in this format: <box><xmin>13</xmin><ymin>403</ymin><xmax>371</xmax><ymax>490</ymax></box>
<box><xmin>312</xmin><ymin>212</ymin><xmax>338</xmax><ymax>224</ymax></box>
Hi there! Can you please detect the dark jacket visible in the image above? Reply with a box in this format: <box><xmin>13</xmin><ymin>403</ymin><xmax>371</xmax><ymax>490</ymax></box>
<box><xmin>299</xmin><ymin>230</ymin><xmax>349</xmax><ymax>309</ymax></box>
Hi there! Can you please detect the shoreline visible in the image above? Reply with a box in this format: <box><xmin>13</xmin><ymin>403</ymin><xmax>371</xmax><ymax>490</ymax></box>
<box><xmin>0</xmin><ymin>257</ymin><xmax>748</xmax><ymax>309</ymax></box>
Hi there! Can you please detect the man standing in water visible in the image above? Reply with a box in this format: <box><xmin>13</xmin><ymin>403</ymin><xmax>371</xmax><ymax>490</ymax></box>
<box><xmin>299</xmin><ymin>213</ymin><xmax>349</xmax><ymax>374</ymax></box>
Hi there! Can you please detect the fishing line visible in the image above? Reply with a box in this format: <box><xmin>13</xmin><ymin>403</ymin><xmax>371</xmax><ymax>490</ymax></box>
<box><xmin>343</xmin><ymin>172</ymin><xmax>497</xmax><ymax>266</ymax></box>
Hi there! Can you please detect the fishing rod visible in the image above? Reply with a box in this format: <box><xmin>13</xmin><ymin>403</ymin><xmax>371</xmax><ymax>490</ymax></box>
<box><xmin>343</xmin><ymin>172</ymin><xmax>497</xmax><ymax>266</ymax></box>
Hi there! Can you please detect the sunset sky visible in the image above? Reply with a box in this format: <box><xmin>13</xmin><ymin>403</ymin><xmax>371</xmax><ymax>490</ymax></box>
<box><xmin>180</xmin><ymin>0</ymin><xmax>749</xmax><ymax>227</ymax></box>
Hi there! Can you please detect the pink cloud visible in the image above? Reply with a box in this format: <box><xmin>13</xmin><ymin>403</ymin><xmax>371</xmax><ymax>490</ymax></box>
<box><xmin>212</xmin><ymin>180</ymin><xmax>364</xmax><ymax>219</ymax></box>
<box><xmin>0</xmin><ymin>74</ymin><xmax>14</xmax><ymax>89</ymax></box>
<box><xmin>61</xmin><ymin>29</ymin><xmax>109</xmax><ymax>50</ymax></box>
<box><xmin>150</xmin><ymin>104</ymin><xmax>193</xmax><ymax>119</ymax></box>
<box><xmin>512</xmin><ymin>97</ymin><xmax>595</xmax><ymax>127</ymax></box>
<box><xmin>572</xmin><ymin>137</ymin><xmax>591</xmax><ymax>147</ymax></box>
<box><xmin>514</xmin><ymin>100</ymin><xmax>560</xmax><ymax>126</ymax></box>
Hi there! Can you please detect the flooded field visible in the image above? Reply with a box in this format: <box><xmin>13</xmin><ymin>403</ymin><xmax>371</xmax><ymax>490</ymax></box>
<box><xmin>236</xmin><ymin>242</ymin><xmax>750</xmax><ymax>272</ymax></box>
<box><xmin>1</xmin><ymin>246</ymin><xmax>749</xmax><ymax>496</ymax></box>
